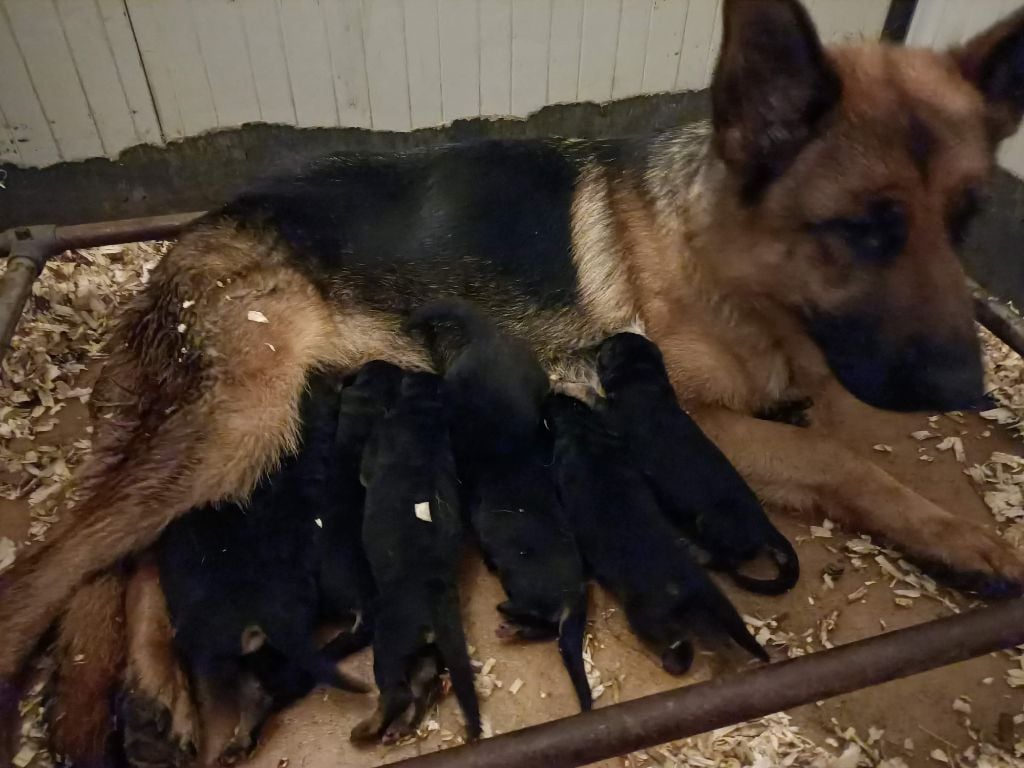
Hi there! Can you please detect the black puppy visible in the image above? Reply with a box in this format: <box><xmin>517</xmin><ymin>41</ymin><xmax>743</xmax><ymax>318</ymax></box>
<box><xmin>546</xmin><ymin>393</ymin><xmax>768</xmax><ymax>674</ymax></box>
<box><xmin>157</xmin><ymin>373</ymin><xmax>370</xmax><ymax>765</ymax></box>
<box><xmin>596</xmin><ymin>332</ymin><xmax>799</xmax><ymax>595</ymax></box>
<box><xmin>407</xmin><ymin>299</ymin><xmax>592</xmax><ymax>711</ymax></box>
<box><xmin>351</xmin><ymin>372</ymin><xmax>481</xmax><ymax>743</ymax></box>
<box><xmin>317</xmin><ymin>361</ymin><xmax>404</xmax><ymax>658</ymax></box>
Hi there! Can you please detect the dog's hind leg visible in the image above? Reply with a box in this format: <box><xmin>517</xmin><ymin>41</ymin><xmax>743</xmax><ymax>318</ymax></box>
<box><xmin>120</xmin><ymin>557</ymin><xmax>198</xmax><ymax>768</ymax></box>
<box><xmin>696</xmin><ymin>408</ymin><xmax>1024</xmax><ymax>596</ymax></box>
<box><xmin>432</xmin><ymin>592</ymin><xmax>481</xmax><ymax>740</ymax></box>
<box><xmin>0</xmin><ymin>245</ymin><xmax>359</xmax><ymax>690</ymax></box>
<box><xmin>48</xmin><ymin>568</ymin><xmax>127</xmax><ymax>768</ymax></box>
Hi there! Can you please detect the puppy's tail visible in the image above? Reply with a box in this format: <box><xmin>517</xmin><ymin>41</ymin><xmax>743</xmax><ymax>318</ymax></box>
<box><xmin>730</xmin><ymin>532</ymin><xmax>800</xmax><ymax>596</ymax></box>
<box><xmin>431</xmin><ymin>589</ymin><xmax>481</xmax><ymax>740</ymax></box>
<box><xmin>405</xmin><ymin>298</ymin><xmax>496</xmax><ymax>348</ymax></box>
<box><xmin>701</xmin><ymin>582</ymin><xmax>769</xmax><ymax>663</ymax></box>
<box><xmin>557</xmin><ymin>593</ymin><xmax>592</xmax><ymax>711</ymax></box>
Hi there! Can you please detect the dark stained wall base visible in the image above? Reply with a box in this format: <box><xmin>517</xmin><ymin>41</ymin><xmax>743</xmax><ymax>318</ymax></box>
<box><xmin>2</xmin><ymin>88</ymin><xmax>1023</xmax><ymax>311</ymax></box>
<box><xmin>0</xmin><ymin>93</ymin><xmax>708</xmax><ymax>231</ymax></box>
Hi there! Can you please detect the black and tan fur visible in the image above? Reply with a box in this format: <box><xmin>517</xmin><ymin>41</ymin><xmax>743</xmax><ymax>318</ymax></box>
<box><xmin>3</xmin><ymin>0</ymin><xmax>1024</xmax><ymax>761</ymax></box>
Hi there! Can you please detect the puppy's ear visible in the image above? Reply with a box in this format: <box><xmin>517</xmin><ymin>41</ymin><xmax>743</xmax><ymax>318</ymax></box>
<box><xmin>240</xmin><ymin>624</ymin><xmax>267</xmax><ymax>654</ymax></box>
<box><xmin>711</xmin><ymin>0</ymin><xmax>841</xmax><ymax>201</ymax></box>
<box><xmin>953</xmin><ymin>8</ymin><xmax>1024</xmax><ymax>141</ymax></box>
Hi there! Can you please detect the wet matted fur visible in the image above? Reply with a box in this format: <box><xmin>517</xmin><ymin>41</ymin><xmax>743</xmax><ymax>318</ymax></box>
<box><xmin>4</xmin><ymin>0</ymin><xmax>1024</xmax><ymax>761</ymax></box>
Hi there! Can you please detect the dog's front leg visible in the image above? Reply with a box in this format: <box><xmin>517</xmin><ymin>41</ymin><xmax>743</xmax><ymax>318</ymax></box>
<box><xmin>693</xmin><ymin>407</ymin><xmax>1024</xmax><ymax>595</ymax></box>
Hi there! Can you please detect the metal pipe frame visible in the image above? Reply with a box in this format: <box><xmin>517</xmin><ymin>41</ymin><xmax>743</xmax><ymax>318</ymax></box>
<box><xmin>389</xmin><ymin>598</ymin><xmax>1024</xmax><ymax>768</ymax></box>
<box><xmin>0</xmin><ymin>213</ymin><xmax>203</xmax><ymax>356</ymax></box>
<box><xmin>1</xmin><ymin>212</ymin><xmax>1023</xmax><ymax>766</ymax></box>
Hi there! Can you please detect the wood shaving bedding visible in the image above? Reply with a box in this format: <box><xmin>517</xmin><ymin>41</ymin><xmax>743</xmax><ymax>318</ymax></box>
<box><xmin>0</xmin><ymin>242</ymin><xmax>167</xmax><ymax>562</ymax></box>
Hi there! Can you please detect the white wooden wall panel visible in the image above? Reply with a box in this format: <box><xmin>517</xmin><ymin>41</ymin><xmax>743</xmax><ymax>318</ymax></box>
<box><xmin>577</xmin><ymin>0</ymin><xmax>620</xmax><ymax>103</ymax></box>
<box><xmin>278</xmin><ymin>0</ymin><xmax>339</xmax><ymax>128</ymax></box>
<box><xmin>0</xmin><ymin>5</ymin><xmax>61</xmax><ymax>165</ymax></box>
<box><xmin>4</xmin><ymin>0</ymin><xmax>104</xmax><ymax>160</ymax></box>
<box><xmin>94</xmin><ymin>0</ymin><xmax>162</xmax><ymax>145</ymax></box>
<box><xmin>55</xmin><ymin>0</ymin><xmax>143</xmax><ymax>155</ymax></box>
<box><xmin>362</xmin><ymin>0</ymin><xmax>411</xmax><ymax>131</ymax></box>
<box><xmin>906</xmin><ymin>0</ymin><xmax>1024</xmax><ymax>178</ymax></box>
<box><xmin>611</xmin><ymin>0</ymin><xmax>652</xmax><ymax>99</ymax></box>
<box><xmin>512</xmin><ymin>0</ymin><xmax>552</xmax><ymax>117</ymax></box>
<box><xmin>127</xmin><ymin>0</ymin><xmax>217</xmax><ymax>139</ymax></box>
<box><xmin>479</xmin><ymin>0</ymin><xmax>512</xmax><ymax>116</ymax></box>
<box><xmin>0</xmin><ymin>101</ymin><xmax>22</xmax><ymax>165</ymax></box>
<box><xmin>324</xmin><ymin>0</ymin><xmax>372</xmax><ymax>129</ymax></box>
<box><xmin>239</xmin><ymin>0</ymin><xmax>297</xmax><ymax>125</ymax></box>
<box><xmin>439</xmin><ymin>0</ymin><xmax>481</xmax><ymax>122</ymax></box>
<box><xmin>192</xmin><ymin>0</ymin><xmax>261</xmax><ymax>129</ymax></box>
<box><xmin>0</xmin><ymin>0</ymin><xmax>929</xmax><ymax>169</ymax></box>
<box><xmin>643</xmin><ymin>0</ymin><xmax>689</xmax><ymax>94</ymax></box>
<box><xmin>404</xmin><ymin>0</ymin><xmax>442</xmax><ymax>128</ymax></box>
<box><xmin>548</xmin><ymin>0</ymin><xmax>583</xmax><ymax>105</ymax></box>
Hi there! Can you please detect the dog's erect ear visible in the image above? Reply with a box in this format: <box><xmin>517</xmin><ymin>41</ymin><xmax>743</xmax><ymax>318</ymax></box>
<box><xmin>711</xmin><ymin>0</ymin><xmax>841</xmax><ymax>201</ymax></box>
<box><xmin>953</xmin><ymin>9</ymin><xmax>1024</xmax><ymax>141</ymax></box>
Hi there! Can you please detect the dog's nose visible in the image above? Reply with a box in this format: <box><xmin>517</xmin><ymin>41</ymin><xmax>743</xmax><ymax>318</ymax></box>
<box><xmin>896</xmin><ymin>335</ymin><xmax>985</xmax><ymax>412</ymax></box>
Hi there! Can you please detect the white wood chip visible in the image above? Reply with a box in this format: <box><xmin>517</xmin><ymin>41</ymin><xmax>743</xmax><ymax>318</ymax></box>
<box><xmin>952</xmin><ymin>696</ymin><xmax>972</xmax><ymax>714</ymax></box>
<box><xmin>0</xmin><ymin>537</ymin><xmax>15</xmax><ymax>573</ymax></box>
<box><xmin>414</xmin><ymin>501</ymin><xmax>432</xmax><ymax>523</ymax></box>
<box><xmin>872</xmin><ymin>444</ymin><xmax>893</xmax><ymax>453</ymax></box>
<box><xmin>314</xmin><ymin>518</ymin><xmax>323</xmax><ymax>528</ymax></box>
<box><xmin>509</xmin><ymin>678</ymin><xmax>523</xmax><ymax>695</ymax></box>
<box><xmin>911</xmin><ymin>430</ymin><xmax>937</xmax><ymax>440</ymax></box>
<box><xmin>930</xmin><ymin>748</ymin><xmax>949</xmax><ymax>763</ymax></box>
<box><xmin>936</xmin><ymin>436</ymin><xmax>966</xmax><ymax>463</ymax></box>
<box><xmin>247</xmin><ymin>310</ymin><xmax>269</xmax><ymax>323</ymax></box>
<box><xmin>12</xmin><ymin>745</ymin><xmax>37</xmax><ymax>768</ymax></box>
<box><xmin>182</xmin><ymin>299</ymin><xmax>195</xmax><ymax>308</ymax></box>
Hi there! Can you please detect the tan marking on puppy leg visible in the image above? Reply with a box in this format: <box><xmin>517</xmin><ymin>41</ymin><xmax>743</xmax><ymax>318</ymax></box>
<box><xmin>48</xmin><ymin>570</ymin><xmax>126</xmax><ymax>765</ymax></box>
<box><xmin>695</xmin><ymin>408</ymin><xmax>1024</xmax><ymax>584</ymax></box>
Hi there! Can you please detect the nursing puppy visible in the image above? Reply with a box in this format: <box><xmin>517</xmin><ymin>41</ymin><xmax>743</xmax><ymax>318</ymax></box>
<box><xmin>156</xmin><ymin>375</ymin><xmax>369</xmax><ymax>764</ymax></box>
<box><xmin>317</xmin><ymin>361</ymin><xmax>403</xmax><ymax>658</ymax></box>
<box><xmin>598</xmin><ymin>332</ymin><xmax>799</xmax><ymax>595</ymax></box>
<box><xmin>546</xmin><ymin>393</ymin><xmax>768</xmax><ymax>674</ymax></box>
<box><xmin>407</xmin><ymin>299</ymin><xmax>592</xmax><ymax>711</ymax></box>
<box><xmin>352</xmin><ymin>372</ymin><xmax>480</xmax><ymax>743</ymax></box>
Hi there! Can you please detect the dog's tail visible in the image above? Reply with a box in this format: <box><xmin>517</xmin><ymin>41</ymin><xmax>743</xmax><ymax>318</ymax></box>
<box><xmin>431</xmin><ymin>587</ymin><xmax>482</xmax><ymax>740</ymax></box>
<box><xmin>700</xmin><ymin>582</ymin><xmax>769</xmax><ymax>663</ymax></box>
<box><xmin>730</xmin><ymin>532</ymin><xmax>800</xmax><ymax>596</ymax></box>
<box><xmin>557</xmin><ymin>592</ymin><xmax>592</xmax><ymax>711</ymax></box>
<box><xmin>405</xmin><ymin>298</ymin><xmax>496</xmax><ymax>349</ymax></box>
<box><xmin>47</xmin><ymin>569</ymin><xmax>127</xmax><ymax>768</ymax></box>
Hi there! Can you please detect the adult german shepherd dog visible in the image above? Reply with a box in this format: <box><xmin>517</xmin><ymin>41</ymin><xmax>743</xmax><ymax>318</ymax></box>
<box><xmin>4</xmin><ymin>0</ymin><xmax>1024</xmax><ymax>762</ymax></box>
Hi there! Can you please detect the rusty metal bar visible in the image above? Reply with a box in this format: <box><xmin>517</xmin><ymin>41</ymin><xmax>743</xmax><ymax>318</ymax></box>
<box><xmin>389</xmin><ymin>598</ymin><xmax>1024</xmax><ymax>768</ymax></box>
<box><xmin>0</xmin><ymin>212</ymin><xmax>203</xmax><ymax>362</ymax></box>
<box><xmin>970</xmin><ymin>277</ymin><xmax>1024</xmax><ymax>359</ymax></box>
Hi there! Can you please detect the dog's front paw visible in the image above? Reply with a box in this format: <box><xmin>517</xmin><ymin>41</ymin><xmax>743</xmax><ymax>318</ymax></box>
<box><xmin>914</xmin><ymin>517</ymin><xmax>1024</xmax><ymax>597</ymax></box>
<box><xmin>120</xmin><ymin>685</ymin><xmax>198</xmax><ymax>768</ymax></box>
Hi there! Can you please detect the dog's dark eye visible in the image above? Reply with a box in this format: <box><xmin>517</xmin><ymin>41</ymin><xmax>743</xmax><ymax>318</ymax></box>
<box><xmin>949</xmin><ymin>188</ymin><xmax>982</xmax><ymax>247</ymax></box>
<box><xmin>811</xmin><ymin>199</ymin><xmax>907</xmax><ymax>264</ymax></box>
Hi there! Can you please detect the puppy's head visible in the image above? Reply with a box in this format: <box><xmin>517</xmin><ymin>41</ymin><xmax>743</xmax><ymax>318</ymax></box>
<box><xmin>704</xmin><ymin>0</ymin><xmax>1024</xmax><ymax>411</ymax></box>
<box><xmin>347</xmin><ymin>360</ymin><xmax>404</xmax><ymax>406</ymax></box>
<box><xmin>596</xmin><ymin>332</ymin><xmax>668</xmax><ymax>393</ymax></box>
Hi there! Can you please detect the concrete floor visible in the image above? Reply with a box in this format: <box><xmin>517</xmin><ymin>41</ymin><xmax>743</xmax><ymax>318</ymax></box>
<box><xmin>3</xmin><ymin>371</ymin><xmax>1023</xmax><ymax>767</ymax></box>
